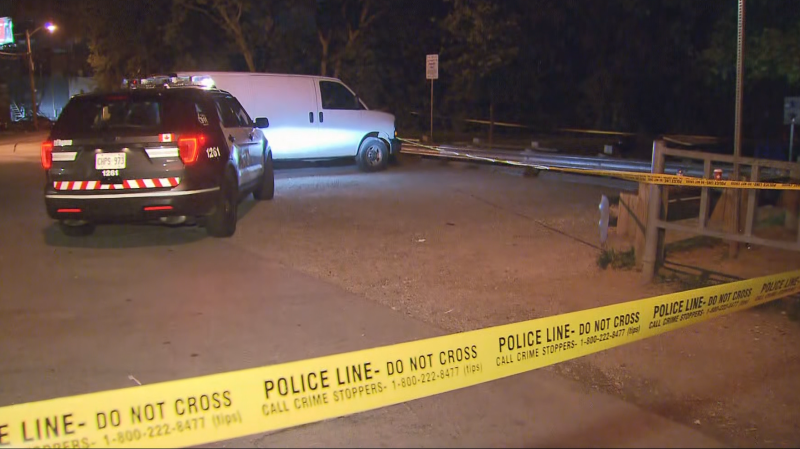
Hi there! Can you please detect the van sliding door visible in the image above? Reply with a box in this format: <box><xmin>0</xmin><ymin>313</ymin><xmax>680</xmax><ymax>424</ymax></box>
<box><xmin>247</xmin><ymin>76</ymin><xmax>319</xmax><ymax>160</ymax></box>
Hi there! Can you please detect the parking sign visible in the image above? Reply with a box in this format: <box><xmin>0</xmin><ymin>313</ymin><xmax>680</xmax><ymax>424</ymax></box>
<box><xmin>426</xmin><ymin>54</ymin><xmax>438</xmax><ymax>80</ymax></box>
<box><xmin>784</xmin><ymin>97</ymin><xmax>800</xmax><ymax>124</ymax></box>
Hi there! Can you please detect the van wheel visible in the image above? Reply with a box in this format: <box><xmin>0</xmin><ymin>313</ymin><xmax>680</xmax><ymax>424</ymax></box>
<box><xmin>58</xmin><ymin>220</ymin><xmax>95</xmax><ymax>237</ymax></box>
<box><xmin>253</xmin><ymin>151</ymin><xmax>274</xmax><ymax>200</ymax></box>
<box><xmin>206</xmin><ymin>169</ymin><xmax>238</xmax><ymax>238</ymax></box>
<box><xmin>356</xmin><ymin>138</ymin><xmax>389</xmax><ymax>172</ymax></box>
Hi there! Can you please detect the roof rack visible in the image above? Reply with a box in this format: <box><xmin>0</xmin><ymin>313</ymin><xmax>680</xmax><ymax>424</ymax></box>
<box><xmin>122</xmin><ymin>74</ymin><xmax>217</xmax><ymax>90</ymax></box>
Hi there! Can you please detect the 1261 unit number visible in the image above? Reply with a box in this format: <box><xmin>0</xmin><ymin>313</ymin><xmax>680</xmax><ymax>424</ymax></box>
<box><xmin>206</xmin><ymin>146</ymin><xmax>221</xmax><ymax>159</ymax></box>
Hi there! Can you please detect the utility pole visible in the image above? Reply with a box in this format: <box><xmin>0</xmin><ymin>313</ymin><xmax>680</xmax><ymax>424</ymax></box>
<box><xmin>730</xmin><ymin>0</ymin><xmax>746</xmax><ymax>258</ymax></box>
<box><xmin>26</xmin><ymin>28</ymin><xmax>38</xmax><ymax>130</ymax></box>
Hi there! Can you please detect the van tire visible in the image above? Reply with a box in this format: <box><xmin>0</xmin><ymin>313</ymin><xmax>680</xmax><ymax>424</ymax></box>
<box><xmin>206</xmin><ymin>169</ymin><xmax>238</xmax><ymax>238</ymax></box>
<box><xmin>356</xmin><ymin>137</ymin><xmax>389</xmax><ymax>172</ymax></box>
<box><xmin>58</xmin><ymin>220</ymin><xmax>95</xmax><ymax>237</ymax></box>
<box><xmin>253</xmin><ymin>151</ymin><xmax>274</xmax><ymax>200</ymax></box>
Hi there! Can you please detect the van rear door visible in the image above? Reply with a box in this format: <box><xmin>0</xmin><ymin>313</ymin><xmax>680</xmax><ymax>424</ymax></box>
<box><xmin>245</xmin><ymin>75</ymin><xmax>320</xmax><ymax>160</ymax></box>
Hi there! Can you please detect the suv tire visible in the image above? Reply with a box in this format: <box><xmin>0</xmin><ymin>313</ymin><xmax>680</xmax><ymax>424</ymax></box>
<box><xmin>253</xmin><ymin>151</ymin><xmax>275</xmax><ymax>201</ymax></box>
<box><xmin>58</xmin><ymin>220</ymin><xmax>95</xmax><ymax>237</ymax></box>
<box><xmin>206</xmin><ymin>169</ymin><xmax>238</xmax><ymax>238</ymax></box>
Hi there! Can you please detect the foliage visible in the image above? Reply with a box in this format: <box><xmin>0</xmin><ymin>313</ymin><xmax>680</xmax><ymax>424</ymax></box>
<box><xmin>171</xmin><ymin>0</ymin><xmax>264</xmax><ymax>72</ymax></box>
<box><xmin>597</xmin><ymin>248</ymin><xmax>636</xmax><ymax>270</ymax></box>
<box><xmin>440</xmin><ymin>0</ymin><xmax>520</xmax><ymax>121</ymax></box>
<box><xmin>14</xmin><ymin>0</ymin><xmax>800</xmax><ymax>139</ymax></box>
<box><xmin>61</xmin><ymin>0</ymin><xmax>173</xmax><ymax>91</ymax></box>
<box><xmin>316</xmin><ymin>0</ymin><xmax>382</xmax><ymax>79</ymax></box>
<box><xmin>702</xmin><ymin>0</ymin><xmax>800</xmax><ymax>85</ymax></box>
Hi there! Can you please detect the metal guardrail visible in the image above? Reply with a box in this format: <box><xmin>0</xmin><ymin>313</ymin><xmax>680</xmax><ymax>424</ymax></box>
<box><xmin>400</xmin><ymin>142</ymin><xmax>791</xmax><ymax>180</ymax></box>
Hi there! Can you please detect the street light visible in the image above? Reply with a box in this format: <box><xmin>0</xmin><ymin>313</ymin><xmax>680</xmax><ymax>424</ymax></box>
<box><xmin>26</xmin><ymin>21</ymin><xmax>57</xmax><ymax>131</ymax></box>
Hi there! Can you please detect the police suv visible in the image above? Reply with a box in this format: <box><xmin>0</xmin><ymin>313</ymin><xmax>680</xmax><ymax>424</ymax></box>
<box><xmin>42</xmin><ymin>75</ymin><xmax>274</xmax><ymax>237</ymax></box>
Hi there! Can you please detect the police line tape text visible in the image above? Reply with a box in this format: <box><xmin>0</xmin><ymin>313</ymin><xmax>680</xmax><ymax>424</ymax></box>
<box><xmin>0</xmin><ymin>392</ymin><xmax>238</xmax><ymax>448</ymax></box>
<box><xmin>263</xmin><ymin>346</ymin><xmax>479</xmax><ymax>402</ymax></box>
<box><xmin>2</xmin><ymin>269</ymin><xmax>799</xmax><ymax>448</ymax></box>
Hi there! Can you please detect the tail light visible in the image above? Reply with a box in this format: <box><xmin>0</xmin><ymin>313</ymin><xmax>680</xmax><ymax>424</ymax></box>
<box><xmin>41</xmin><ymin>141</ymin><xmax>54</xmax><ymax>170</ymax></box>
<box><xmin>178</xmin><ymin>134</ymin><xmax>206</xmax><ymax>165</ymax></box>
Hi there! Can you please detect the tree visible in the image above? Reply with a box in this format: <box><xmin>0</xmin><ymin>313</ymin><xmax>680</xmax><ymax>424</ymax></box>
<box><xmin>441</xmin><ymin>0</ymin><xmax>520</xmax><ymax>139</ymax></box>
<box><xmin>260</xmin><ymin>0</ymin><xmax>318</xmax><ymax>75</ymax></box>
<box><xmin>701</xmin><ymin>0</ymin><xmax>800</xmax><ymax>138</ymax></box>
<box><xmin>172</xmin><ymin>0</ymin><xmax>262</xmax><ymax>72</ymax></box>
<box><xmin>703</xmin><ymin>1</ymin><xmax>800</xmax><ymax>85</ymax></box>
<box><xmin>316</xmin><ymin>0</ymin><xmax>383</xmax><ymax>78</ymax></box>
<box><xmin>71</xmin><ymin>0</ymin><xmax>173</xmax><ymax>91</ymax></box>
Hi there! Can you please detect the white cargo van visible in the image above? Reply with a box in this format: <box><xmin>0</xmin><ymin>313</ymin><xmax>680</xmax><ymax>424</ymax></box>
<box><xmin>174</xmin><ymin>72</ymin><xmax>398</xmax><ymax>172</ymax></box>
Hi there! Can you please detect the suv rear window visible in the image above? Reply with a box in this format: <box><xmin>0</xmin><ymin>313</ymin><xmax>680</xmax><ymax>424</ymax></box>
<box><xmin>52</xmin><ymin>94</ymin><xmax>200</xmax><ymax>136</ymax></box>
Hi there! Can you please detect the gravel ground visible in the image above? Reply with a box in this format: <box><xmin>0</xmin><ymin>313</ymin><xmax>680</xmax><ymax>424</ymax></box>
<box><xmin>235</xmin><ymin>157</ymin><xmax>635</xmax><ymax>333</ymax></box>
<box><xmin>226</xmin><ymin>155</ymin><xmax>800</xmax><ymax>448</ymax></box>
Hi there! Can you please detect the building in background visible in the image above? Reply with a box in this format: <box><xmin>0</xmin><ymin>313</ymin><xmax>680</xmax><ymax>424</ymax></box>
<box><xmin>0</xmin><ymin>0</ymin><xmax>96</xmax><ymax>126</ymax></box>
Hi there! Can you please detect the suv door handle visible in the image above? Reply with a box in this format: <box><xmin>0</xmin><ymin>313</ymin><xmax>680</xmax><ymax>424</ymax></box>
<box><xmin>319</xmin><ymin>111</ymin><xmax>324</xmax><ymax>123</ymax></box>
<box><xmin>228</xmin><ymin>134</ymin><xmax>235</xmax><ymax>143</ymax></box>
<box><xmin>309</xmin><ymin>112</ymin><xmax>314</xmax><ymax>123</ymax></box>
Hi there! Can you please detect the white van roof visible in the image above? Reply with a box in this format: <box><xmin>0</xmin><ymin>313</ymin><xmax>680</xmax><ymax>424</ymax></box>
<box><xmin>175</xmin><ymin>71</ymin><xmax>343</xmax><ymax>84</ymax></box>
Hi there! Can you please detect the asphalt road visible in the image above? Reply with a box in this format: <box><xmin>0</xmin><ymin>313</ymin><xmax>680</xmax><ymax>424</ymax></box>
<box><xmin>0</xmin><ymin>141</ymin><xmax>723</xmax><ymax>448</ymax></box>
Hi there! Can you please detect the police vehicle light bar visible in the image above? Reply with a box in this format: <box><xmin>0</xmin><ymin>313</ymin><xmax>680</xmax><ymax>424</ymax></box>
<box><xmin>122</xmin><ymin>75</ymin><xmax>216</xmax><ymax>90</ymax></box>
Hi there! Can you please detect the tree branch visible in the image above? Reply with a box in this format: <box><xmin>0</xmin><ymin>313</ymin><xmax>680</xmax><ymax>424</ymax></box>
<box><xmin>318</xmin><ymin>29</ymin><xmax>331</xmax><ymax>48</ymax></box>
<box><xmin>359</xmin><ymin>0</ymin><xmax>371</xmax><ymax>27</ymax></box>
<box><xmin>175</xmin><ymin>0</ymin><xmax>225</xmax><ymax>28</ymax></box>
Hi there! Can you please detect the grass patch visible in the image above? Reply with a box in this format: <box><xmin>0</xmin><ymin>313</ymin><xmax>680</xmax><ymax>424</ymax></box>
<box><xmin>676</xmin><ymin>272</ymin><xmax>715</xmax><ymax>291</ymax></box>
<box><xmin>757</xmin><ymin>209</ymin><xmax>786</xmax><ymax>228</ymax></box>
<box><xmin>664</xmin><ymin>235</ymin><xmax>719</xmax><ymax>254</ymax></box>
<box><xmin>656</xmin><ymin>270</ymin><xmax>716</xmax><ymax>291</ymax></box>
<box><xmin>597</xmin><ymin>247</ymin><xmax>636</xmax><ymax>270</ymax></box>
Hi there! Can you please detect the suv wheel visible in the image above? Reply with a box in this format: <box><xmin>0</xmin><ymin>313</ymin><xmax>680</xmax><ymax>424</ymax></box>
<box><xmin>253</xmin><ymin>151</ymin><xmax>275</xmax><ymax>201</ymax></box>
<box><xmin>206</xmin><ymin>169</ymin><xmax>238</xmax><ymax>238</ymax></box>
<box><xmin>356</xmin><ymin>137</ymin><xmax>389</xmax><ymax>172</ymax></box>
<box><xmin>58</xmin><ymin>220</ymin><xmax>95</xmax><ymax>237</ymax></box>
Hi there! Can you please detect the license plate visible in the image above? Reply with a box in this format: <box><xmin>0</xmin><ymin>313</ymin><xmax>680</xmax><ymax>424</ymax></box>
<box><xmin>95</xmin><ymin>153</ymin><xmax>126</xmax><ymax>170</ymax></box>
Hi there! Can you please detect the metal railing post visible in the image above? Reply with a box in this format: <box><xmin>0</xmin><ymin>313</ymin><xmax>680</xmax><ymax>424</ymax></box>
<box><xmin>744</xmin><ymin>164</ymin><xmax>759</xmax><ymax>237</ymax></box>
<box><xmin>641</xmin><ymin>140</ymin><xmax>666</xmax><ymax>283</ymax></box>
<box><xmin>698</xmin><ymin>158</ymin><xmax>712</xmax><ymax>229</ymax></box>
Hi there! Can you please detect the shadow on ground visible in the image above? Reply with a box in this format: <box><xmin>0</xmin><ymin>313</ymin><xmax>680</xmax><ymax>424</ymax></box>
<box><xmin>42</xmin><ymin>195</ymin><xmax>260</xmax><ymax>249</ymax></box>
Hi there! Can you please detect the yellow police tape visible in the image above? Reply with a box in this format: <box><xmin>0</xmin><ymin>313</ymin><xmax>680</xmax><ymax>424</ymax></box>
<box><xmin>1</xmin><ymin>270</ymin><xmax>799</xmax><ymax>448</ymax></box>
<box><xmin>398</xmin><ymin>139</ymin><xmax>800</xmax><ymax>191</ymax></box>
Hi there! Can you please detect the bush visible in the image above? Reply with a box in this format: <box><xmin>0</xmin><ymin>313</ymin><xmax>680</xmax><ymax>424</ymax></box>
<box><xmin>597</xmin><ymin>248</ymin><xmax>636</xmax><ymax>270</ymax></box>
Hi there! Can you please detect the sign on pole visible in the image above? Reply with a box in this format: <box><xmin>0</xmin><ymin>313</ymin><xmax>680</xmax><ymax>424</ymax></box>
<box><xmin>426</xmin><ymin>54</ymin><xmax>439</xmax><ymax>80</ymax></box>
<box><xmin>426</xmin><ymin>54</ymin><xmax>438</xmax><ymax>143</ymax></box>
<box><xmin>784</xmin><ymin>97</ymin><xmax>800</xmax><ymax>125</ymax></box>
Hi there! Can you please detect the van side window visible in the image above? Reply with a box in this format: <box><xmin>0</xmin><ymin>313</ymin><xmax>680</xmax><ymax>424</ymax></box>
<box><xmin>320</xmin><ymin>81</ymin><xmax>361</xmax><ymax>110</ymax></box>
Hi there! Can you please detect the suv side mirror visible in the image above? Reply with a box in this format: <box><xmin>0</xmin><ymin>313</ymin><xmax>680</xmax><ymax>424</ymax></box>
<box><xmin>255</xmin><ymin>117</ymin><xmax>269</xmax><ymax>128</ymax></box>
